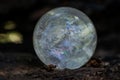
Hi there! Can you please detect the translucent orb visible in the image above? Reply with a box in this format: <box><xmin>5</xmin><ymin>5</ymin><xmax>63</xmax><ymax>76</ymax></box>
<box><xmin>33</xmin><ymin>7</ymin><xmax>97</xmax><ymax>69</ymax></box>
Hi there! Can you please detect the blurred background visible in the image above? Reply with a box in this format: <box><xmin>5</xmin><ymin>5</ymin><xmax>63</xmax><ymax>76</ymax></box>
<box><xmin>0</xmin><ymin>0</ymin><xmax>120</xmax><ymax>79</ymax></box>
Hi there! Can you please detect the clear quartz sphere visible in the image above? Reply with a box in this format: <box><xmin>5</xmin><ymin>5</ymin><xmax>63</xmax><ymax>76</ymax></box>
<box><xmin>33</xmin><ymin>7</ymin><xmax>97</xmax><ymax>69</ymax></box>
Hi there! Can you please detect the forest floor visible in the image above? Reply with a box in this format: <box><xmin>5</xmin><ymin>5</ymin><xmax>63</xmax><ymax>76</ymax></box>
<box><xmin>0</xmin><ymin>51</ymin><xmax>119</xmax><ymax>80</ymax></box>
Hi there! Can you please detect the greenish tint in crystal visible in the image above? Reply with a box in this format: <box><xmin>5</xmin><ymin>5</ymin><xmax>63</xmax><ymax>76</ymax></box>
<box><xmin>33</xmin><ymin>7</ymin><xmax>97</xmax><ymax>69</ymax></box>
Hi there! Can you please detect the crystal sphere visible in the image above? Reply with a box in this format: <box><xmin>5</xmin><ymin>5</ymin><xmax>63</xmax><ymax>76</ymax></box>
<box><xmin>33</xmin><ymin>7</ymin><xmax>97</xmax><ymax>69</ymax></box>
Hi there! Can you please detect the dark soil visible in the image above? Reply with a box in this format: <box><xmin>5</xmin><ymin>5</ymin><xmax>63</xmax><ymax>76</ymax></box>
<box><xmin>0</xmin><ymin>0</ymin><xmax>120</xmax><ymax>80</ymax></box>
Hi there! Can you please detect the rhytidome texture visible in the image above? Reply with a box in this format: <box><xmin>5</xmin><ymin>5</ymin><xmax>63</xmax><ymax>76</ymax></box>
<box><xmin>33</xmin><ymin>7</ymin><xmax>97</xmax><ymax>69</ymax></box>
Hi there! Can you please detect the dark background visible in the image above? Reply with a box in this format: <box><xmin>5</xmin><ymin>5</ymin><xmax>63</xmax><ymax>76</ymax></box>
<box><xmin>0</xmin><ymin>0</ymin><xmax>120</xmax><ymax>80</ymax></box>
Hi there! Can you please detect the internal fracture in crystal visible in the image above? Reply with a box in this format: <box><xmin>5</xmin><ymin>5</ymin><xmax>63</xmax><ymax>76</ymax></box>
<box><xmin>33</xmin><ymin>7</ymin><xmax>97</xmax><ymax>69</ymax></box>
